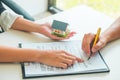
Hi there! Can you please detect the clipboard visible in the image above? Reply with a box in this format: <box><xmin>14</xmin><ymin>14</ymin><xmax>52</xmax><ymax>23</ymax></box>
<box><xmin>19</xmin><ymin>41</ymin><xmax>110</xmax><ymax>79</ymax></box>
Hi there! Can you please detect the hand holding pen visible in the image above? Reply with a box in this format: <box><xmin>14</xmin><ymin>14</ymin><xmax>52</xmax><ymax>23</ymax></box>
<box><xmin>88</xmin><ymin>27</ymin><xmax>101</xmax><ymax>60</ymax></box>
<box><xmin>82</xmin><ymin>27</ymin><xmax>105</xmax><ymax>60</ymax></box>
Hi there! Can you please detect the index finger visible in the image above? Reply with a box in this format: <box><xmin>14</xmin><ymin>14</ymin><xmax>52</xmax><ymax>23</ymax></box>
<box><xmin>62</xmin><ymin>51</ymin><xmax>84</xmax><ymax>62</ymax></box>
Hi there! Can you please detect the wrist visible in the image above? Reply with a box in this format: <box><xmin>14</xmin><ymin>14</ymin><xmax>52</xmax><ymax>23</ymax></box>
<box><xmin>34</xmin><ymin>24</ymin><xmax>44</xmax><ymax>34</ymax></box>
<box><xmin>100</xmin><ymin>33</ymin><xmax>110</xmax><ymax>44</ymax></box>
<box><xmin>32</xmin><ymin>49</ymin><xmax>43</xmax><ymax>62</ymax></box>
<box><xmin>20</xmin><ymin>49</ymin><xmax>42</xmax><ymax>62</ymax></box>
<box><xmin>32</xmin><ymin>24</ymin><xmax>41</xmax><ymax>33</ymax></box>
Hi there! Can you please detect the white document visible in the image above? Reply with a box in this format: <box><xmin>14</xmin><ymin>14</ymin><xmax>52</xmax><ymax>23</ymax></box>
<box><xmin>20</xmin><ymin>41</ymin><xmax>109</xmax><ymax>78</ymax></box>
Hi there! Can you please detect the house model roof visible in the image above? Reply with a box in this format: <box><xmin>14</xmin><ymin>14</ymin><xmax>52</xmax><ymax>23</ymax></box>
<box><xmin>52</xmin><ymin>20</ymin><xmax>68</xmax><ymax>31</ymax></box>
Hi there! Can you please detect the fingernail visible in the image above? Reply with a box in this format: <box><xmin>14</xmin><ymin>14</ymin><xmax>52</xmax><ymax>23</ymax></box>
<box><xmin>77</xmin><ymin>58</ymin><xmax>84</xmax><ymax>62</ymax></box>
<box><xmin>80</xmin><ymin>59</ymin><xmax>84</xmax><ymax>62</ymax></box>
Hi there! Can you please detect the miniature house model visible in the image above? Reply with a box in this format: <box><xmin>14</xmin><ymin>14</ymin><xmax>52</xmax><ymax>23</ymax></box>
<box><xmin>52</xmin><ymin>20</ymin><xmax>69</xmax><ymax>37</ymax></box>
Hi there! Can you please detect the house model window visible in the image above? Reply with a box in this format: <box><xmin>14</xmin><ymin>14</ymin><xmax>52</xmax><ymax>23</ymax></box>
<box><xmin>51</xmin><ymin>20</ymin><xmax>70</xmax><ymax>38</ymax></box>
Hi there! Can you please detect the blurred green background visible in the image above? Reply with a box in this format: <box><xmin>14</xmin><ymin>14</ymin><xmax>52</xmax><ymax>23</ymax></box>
<box><xmin>56</xmin><ymin>0</ymin><xmax>120</xmax><ymax>19</ymax></box>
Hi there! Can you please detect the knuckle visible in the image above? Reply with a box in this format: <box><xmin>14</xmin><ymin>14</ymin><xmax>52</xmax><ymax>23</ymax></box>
<box><xmin>62</xmin><ymin>64</ymin><xmax>67</xmax><ymax>69</ymax></box>
<box><xmin>61</xmin><ymin>50</ymin><xmax>66</xmax><ymax>53</ymax></box>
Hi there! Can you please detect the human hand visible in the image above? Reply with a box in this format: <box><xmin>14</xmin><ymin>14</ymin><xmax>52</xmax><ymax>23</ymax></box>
<box><xmin>82</xmin><ymin>33</ymin><xmax>107</xmax><ymax>56</ymax></box>
<box><xmin>38</xmin><ymin>23</ymin><xmax>76</xmax><ymax>40</ymax></box>
<box><xmin>35</xmin><ymin>50</ymin><xmax>83</xmax><ymax>69</ymax></box>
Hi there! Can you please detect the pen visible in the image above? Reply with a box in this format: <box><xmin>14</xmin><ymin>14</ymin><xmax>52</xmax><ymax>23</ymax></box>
<box><xmin>88</xmin><ymin>27</ymin><xmax>101</xmax><ymax>60</ymax></box>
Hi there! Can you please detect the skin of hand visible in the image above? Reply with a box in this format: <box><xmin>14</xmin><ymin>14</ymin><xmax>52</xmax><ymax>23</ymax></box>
<box><xmin>11</xmin><ymin>17</ymin><xmax>76</xmax><ymax>41</ymax></box>
<box><xmin>4</xmin><ymin>17</ymin><xmax>82</xmax><ymax>68</ymax></box>
<box><xmin>0</xmin><ymin>46</ymin><xmax>83</xmax><ymax>69</ymax></box>
<box><xmin>37</xmin><ymin>23</ymin><xmax>76</xmax><ymax>40</ymax></box>
<box><xmin>34</xmin><ymin>50</ymin><xmax>83</xmax><ymax>69</ymax></box>
<box><xmin>82</xmin><ymin>17</ymin><xmax>120</xmax><ymax>56</ymax></box>
<box><xmin>82</xmin><ymin>33</ymin><xmax>107</xmax><ymax>56</ymax></box>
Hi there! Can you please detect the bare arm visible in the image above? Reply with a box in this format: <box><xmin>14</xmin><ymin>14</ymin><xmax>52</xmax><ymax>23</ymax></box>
<box><xmin>101</xmin><ymin>17</ymin><xmax>120</xmax><ymax>43</ymax></box>
<box><xmin>82</xmin><ymin>17</ymin><xmax>120</xmax><ymax>55</ymax></box>
<box><xmin>0</xmin><ymin>45</ymin><xmax>39</xmax><ymax>62</ymax></box>
<box><xmin>0</xmin><ymin>45</ymin><xmax>83</xmax><ymax>68</ymax></box>
<box><xmin>11</xmin><ymin>17</ymin><xmax>76</xmax><ymax>40</ymax></box>
<box><xmin>11</xmin><ymin>17</ymin><xmax>40</xmax><ymax>33</ymax></box>
<box><xmin>0</xmin><ymin>16</ymin><xmax>81</xmax><ymax>68</ymax></box>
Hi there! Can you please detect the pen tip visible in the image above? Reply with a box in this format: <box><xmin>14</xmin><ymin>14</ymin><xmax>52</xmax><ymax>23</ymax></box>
<box><xmin>88</xmin><ymin>57</ymin><xmax>90</xmax><ymax>60</ymax></box>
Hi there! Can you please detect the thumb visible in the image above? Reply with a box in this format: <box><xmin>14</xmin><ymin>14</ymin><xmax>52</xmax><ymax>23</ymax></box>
<box><xmin>92</xmin><ymin>39</ymin><xmax>106</xmax><ymax>53</ymax></box>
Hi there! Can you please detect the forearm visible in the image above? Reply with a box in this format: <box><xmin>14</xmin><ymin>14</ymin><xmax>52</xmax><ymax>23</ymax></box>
<box><xmin>0</xmin><ymin>45</ymin><xmax>39</xmax><ymax>62</ymax></box>
<box><xmin>101</xmin><ymin>17</ymin><xmax>120</xmax><ymax>43</ymax></box>
<box><xmin>11</xmin><ymin>17</ymin><xmax>40</xmax><ymax>33</ymax></box>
